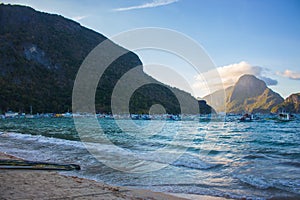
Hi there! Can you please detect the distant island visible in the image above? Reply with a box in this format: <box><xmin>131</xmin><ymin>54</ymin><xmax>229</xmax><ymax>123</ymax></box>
<box><xmin>203</xmin><ymin>74</ymin><xmax>300</xmax><ymax>113</ymax></box>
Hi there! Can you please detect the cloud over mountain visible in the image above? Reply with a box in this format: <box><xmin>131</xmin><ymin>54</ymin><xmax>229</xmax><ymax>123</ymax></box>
<box><xmin>193</xmin><ymin>61</ymin><xmax>277</xmax><ymax>96</ymax></box>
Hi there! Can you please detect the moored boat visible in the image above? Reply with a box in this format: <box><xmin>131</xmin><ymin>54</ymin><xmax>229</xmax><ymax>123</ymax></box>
<box><xmin>239</xmin><ymin>113</ymin><xmax>253</xmax><ymax>122</ymax></box>
<box><xmin>277</xmin><ymin>111</ymin><xmax>293</xmax><ymax>122</ymax></box>
<box><xmin>5</xmin><ymin>111</ymin><xmax>19</xmax><ymax>118</ymax></box>
<box><xmin>166</xmin><ymin>114</ymin><xmax>181</xmax><ymax>121</ymax></box>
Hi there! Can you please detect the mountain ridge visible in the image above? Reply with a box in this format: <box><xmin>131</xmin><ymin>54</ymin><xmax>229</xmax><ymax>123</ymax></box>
<box><xmin>271</xmin><ymin>93</ymin><xmax>300</xmax><ymax>113</ymax></box>
<box><xmin>0</xmin><ymin>4</ymin><xmax>204</xmax><ymax>114</ymax></box>
<box><xmin>203</xmin><ymin>74</ymin><xmax>287</xmax><ymax>113</ymax></box>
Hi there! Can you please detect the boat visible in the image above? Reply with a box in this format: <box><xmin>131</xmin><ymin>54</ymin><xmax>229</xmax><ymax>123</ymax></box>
<box><xmin>5</xmin><ymin>111</ymin><xmax>19</xmax><ymax>118</ymax></box>
<box><xmin>0</xmin><ymin>159</ymin><xmax>80</xmax><ymax>170</ymax></box>
<box><xmin>239</xmin><ymin>113</ymin><xmax>253</xmax><ymax>122</ymax></box>
<box><xmin>25</xmin><ymin>106</ymin><xmax>34</xmax><ymax>118</ymax></box>
<box><xmin>166</xmin><ymin>114</ymin><xmax>181</xmax><ymax>121</ymax></box>
<box><xmin>141</xmin><ymin>114</ymin><xmax>151</xmax><ymax>120</ymax></box>
<box><xmin>277</xmin><ymin>111</ymin><xmax>293</xmax><ymax>122</ymax></box>
<box><xmin>25</xmin><ymin>114</ymin><xmax>34</xmax><ymax>118</ymax></box>
<box><xmin>62</xmin><ymin>112</ymin><xmax>72</xmax><ymax>118</ymax></box>
<box><xmin>130</xmin><ymin>114</ymin><xmax>140</xmax><ymax>120</ymax></box>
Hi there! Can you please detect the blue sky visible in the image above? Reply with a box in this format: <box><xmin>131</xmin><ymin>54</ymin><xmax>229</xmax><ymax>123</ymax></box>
<box><xmin>2</xmin><ymin>0</ymin><xmax>300</xmax><ymax>98</ymax></box>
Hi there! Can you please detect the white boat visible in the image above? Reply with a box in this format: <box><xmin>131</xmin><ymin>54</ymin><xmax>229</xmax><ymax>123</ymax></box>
<box><xmin>25</xmin><ymin>106</ymin><xmax>34</xmax><ymax>118</ymax></box>
<box><xmin>141</xmin><ymin>114</ymin><xmax>151</xmax><ymax>120</ymax></box>
<box><xmin>5</xmin><ymin>111</ymin><xmax>19</xmax><ymax>118</ymax></box>
<box><xmin>62</xmin><ymin>112</ymin><xmax>72</xmax><ymax>118</ymax></box>
<box><xmin>130</xmin><ymin>114</ymin><xmax>140</xmax><ymax>120</ymax></box>
<box><xmin>25</xmin><ymin>114</ymin><xmax>34</xmax><ymax>118</ymax></box>
<box><xmin>277</xmin><ymin>111</ymin><xmax>293</xmax><ymax>122</ymax></box>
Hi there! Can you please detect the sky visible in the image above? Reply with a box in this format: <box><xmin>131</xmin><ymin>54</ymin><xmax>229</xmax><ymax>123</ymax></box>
<box><xmin>2</xmin><ymin>0</ymin><xmax>300</xmax><ymax>98</ymax></box>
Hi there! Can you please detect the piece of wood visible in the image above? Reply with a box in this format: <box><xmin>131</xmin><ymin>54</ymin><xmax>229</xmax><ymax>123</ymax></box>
<box><xmin>0</xmin><ymin>159</ymin><xmax>80</xmax><ymax>170</ymax></box>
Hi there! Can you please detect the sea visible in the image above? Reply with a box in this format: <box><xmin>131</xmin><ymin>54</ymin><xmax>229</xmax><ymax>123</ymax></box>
<box><xmin>0</xmin><ymin>115</ymin><xmax>299</xmax><ymax>200</ymax></box>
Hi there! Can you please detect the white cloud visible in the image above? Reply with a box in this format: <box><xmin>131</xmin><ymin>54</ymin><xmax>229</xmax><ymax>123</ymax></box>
<box><xmin>113</xmin><ymin>0</ymin><xmax>179</xmax><ymax>12</ymax></box>
<box><xmin>214</xmin><ymin>61</ymin><xmax>262</xmax><ymax>88</ymax></box>
<box><xmin>72</xmin><ymin>15</ymin><xmax>88</xmax><ymax>21</ymax></box>
<box><xmin>193</xmin><ymin>61</ymin><xmax>278</xmax><ymax>97</ymax></box>
<box><xmin>277</xmin><ymin>69</ymin><xmax>300</xmax><ymax>80</ymax></box>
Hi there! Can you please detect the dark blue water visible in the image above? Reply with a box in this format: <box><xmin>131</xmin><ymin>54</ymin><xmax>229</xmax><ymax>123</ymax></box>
<box><xmin>0</xmin><ymin>116</ymin><xmax>299</xmax><ymax>199</ymax></box>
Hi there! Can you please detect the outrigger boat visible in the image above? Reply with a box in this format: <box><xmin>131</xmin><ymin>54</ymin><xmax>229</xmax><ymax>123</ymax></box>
<box><xmin>0</xmin><ymin>159</ymin><xmax>80</xmax><ymax>170</ymax></box>
<box><xmin>239</xmin><ymin>113</ymin><xmax>253</xmax><ymax>122</ymax></box>
<box><xmin>277</xmin><ymin>111</ymin><xmax>293</xmax><ymax>122</ymax></box>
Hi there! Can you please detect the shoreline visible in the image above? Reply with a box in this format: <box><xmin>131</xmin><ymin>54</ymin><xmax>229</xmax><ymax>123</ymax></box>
<box><xmin>0</xmin><ymin>152</ymin><xmax>228</xmax><ymax>200</ymax></box>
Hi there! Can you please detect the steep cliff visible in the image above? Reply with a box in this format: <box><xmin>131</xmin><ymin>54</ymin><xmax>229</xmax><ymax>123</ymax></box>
<box><xmin>0</xmin><ymin>4</ymin><xmax>199</xmax><ymax>114</ymax></box>
<box><xmin>204</xmin><ymin>74</ymin><xmax>284</xmax><ymax>113</ymax></box>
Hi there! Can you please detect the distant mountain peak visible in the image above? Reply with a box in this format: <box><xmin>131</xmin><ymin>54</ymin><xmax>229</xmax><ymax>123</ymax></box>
<box><xmin>229</xmin><ymin>74</ymin><xmax>267</xmax><ymax>103</ymax></box>
<box><xmin>204</xmin><ymin>74</ymin><xmax>284</xmax><ymax>113</ymax></box>
<box><xmin>237</xmin><ymin>74</ymin><xmax>266</xmax><ymax>87</ymax></box>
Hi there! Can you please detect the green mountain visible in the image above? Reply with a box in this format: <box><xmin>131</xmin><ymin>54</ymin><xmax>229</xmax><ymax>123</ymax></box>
<box><xmin>271</xmin><ymin>93</ymin><xmax>300</xmax><ymax>113</ymax></box>
<box><xmin>204</xmin><ymin>74</ymin><xmax>284</xmax><ymax>113</ymax></box>
<box><xmin>0</xmin><ymin>4</ymin><xmax>204</xmax><ymax>114</ymax></box>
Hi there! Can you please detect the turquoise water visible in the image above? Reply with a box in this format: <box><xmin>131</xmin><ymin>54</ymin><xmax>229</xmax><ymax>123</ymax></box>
<box><xmin>0</xmin><ymin>116</ymin><xmax>299</xmax><ymax>199</ymax></box>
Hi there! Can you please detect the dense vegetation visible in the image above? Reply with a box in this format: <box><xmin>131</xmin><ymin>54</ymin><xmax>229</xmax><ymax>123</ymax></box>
<box><xmin>0</xmin><ymin>4</ymin><xmax>105</xmax><ymax>113</ymax></box>
<box><xmin>271</xmin><ymin>93</ymin><xmax>300</xmax><ymax>113</ymax></box>
<box><xmin>0</xmin><ymin>4</ymin><xmax>207</xmax><ymax>114</ymax></box>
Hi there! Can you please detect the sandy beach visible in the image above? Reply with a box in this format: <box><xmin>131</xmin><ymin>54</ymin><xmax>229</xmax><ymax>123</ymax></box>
<box><xmin>0</xmin><ymin>152</ymin><xmax>227</xmax><ymax>200</ymax></box>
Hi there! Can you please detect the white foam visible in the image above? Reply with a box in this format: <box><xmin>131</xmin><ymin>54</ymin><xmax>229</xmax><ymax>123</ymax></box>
<box><xmin>1</xmin><ymin>131</ymin><xmax>85</xmax><ymax>149</ymax></box>
<box><xmin>0</xmin><ymin>131</ymin><xmax>220</xmax><ymax>171</ymax></box>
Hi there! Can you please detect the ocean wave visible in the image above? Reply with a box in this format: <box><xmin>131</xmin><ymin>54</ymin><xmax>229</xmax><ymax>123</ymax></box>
<box><xmin>0</xmin><ymin>131</ymin><xmax>85</xmax><ymax>149</ymax></box>
<box><xmin>172</xmin><ymin>156</ymin><xmax>223</xmax><ymax>170</ymax></box>
<box><xmin>0</xmin><ymin>131</ymin><xmax>222</xmax><ymax>171</ymax></box>
<box><xmin>234</xmin><ymin>164</ymin><xmax>300</xmax><ymax>195</ymax></box>
<box><xmin>236</xmin><ymin>174</ymin><xmax>274</xmax><ymax>189</ymax></box>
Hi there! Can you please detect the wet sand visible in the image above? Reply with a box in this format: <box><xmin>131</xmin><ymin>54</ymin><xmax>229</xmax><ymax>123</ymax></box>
<box><xmin>0</xmin><ymin>152</ymin><xmax>227</xmax><ymax>200</ymax></box>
